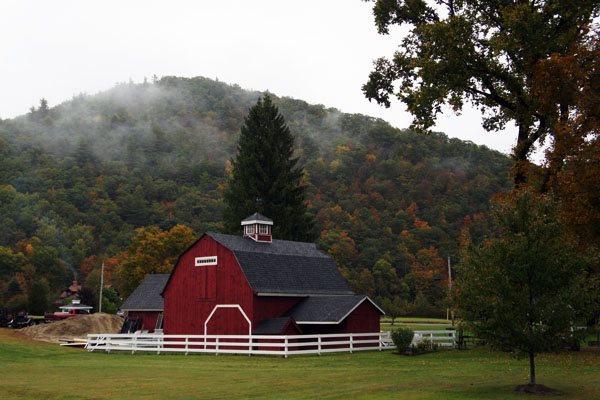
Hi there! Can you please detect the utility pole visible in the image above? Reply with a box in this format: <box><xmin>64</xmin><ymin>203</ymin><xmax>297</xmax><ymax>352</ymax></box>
<box><xmin>99</xmin><ymin>261</ymin><xmax>104</xmax><ymax>313</ymax></box>
<box><xmin>448</xmin><ymin>255</ymin><xmax>454</xmax><ymax>326</ymax></box>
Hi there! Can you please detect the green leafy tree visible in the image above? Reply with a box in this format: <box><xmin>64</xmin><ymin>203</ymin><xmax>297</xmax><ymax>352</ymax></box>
<box><xmin>456</xmin><ymin>190</ymin><xmax>597</xmax><ymax>389</ymax></box>
<box><xmin>2</xmin><ymin>276</ymin><xmax>23</xmax><ymax>305</ymax></box>
<box><xmin>0</xmin><ymin>246</ymin><xmax>25</xmax><ymax>280</ymax></box>
<box><xmin>363</xmin><ymin>0</ymin><xmax>600</xmax><ymax>184</ymax></box>
<box><xmin>101</xmin><ymin>287</ymin><xmax>121</xmax><ymax>314</ymax></box>
<box><xmin>27</xmin><ymin>278</ymin><xmax>49</xmax><ymax>315</ymax></box>
<box><xmin>222</xmin><ymin>94</ymin><xmax>315</xmax><ymax>241</ymax></box>
<box><xmin>78</xmin><ymin>286</ymin><xmax>98</xmax><ymax>312</ymax></box>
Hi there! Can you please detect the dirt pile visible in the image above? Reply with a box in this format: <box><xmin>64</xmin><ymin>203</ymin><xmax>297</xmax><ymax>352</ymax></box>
<box><xmin>19</xmin><ymin>313</ymin><xmax>123</xmax><ymax>343</ymax></box>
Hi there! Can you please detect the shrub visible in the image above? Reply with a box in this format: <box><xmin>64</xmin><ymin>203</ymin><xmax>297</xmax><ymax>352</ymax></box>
<box><xmin>392</xmin><ymin>327</ymin><xmax>414</xmax><ymax>351</ymax></box>
<box><xmin>413</xmin><ymin>339</ymin><xmax>439</xmax><ymax>354</ymax></box>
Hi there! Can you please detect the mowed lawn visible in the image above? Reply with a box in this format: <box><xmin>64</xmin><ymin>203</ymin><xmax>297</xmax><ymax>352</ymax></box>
<box><xmin>1</xmin><ymin>329</ymin><xmax>599</xmax><ymax>400</ymax></box>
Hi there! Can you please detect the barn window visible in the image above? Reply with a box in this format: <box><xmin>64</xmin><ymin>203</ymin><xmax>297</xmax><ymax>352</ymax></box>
<box><xmin>246</xmin><ymin>225</ymin><xmax>255</xmax><ymax>234</ymax></box>
<box><xmin>259</xmin><ymin>224</ymin><xmax>269</xmax><ymax>234</ymax></box>
<box><xmin>195</xmin><ymin>256</ymin><xmax>218</xmax><ymax>266</ymax></box>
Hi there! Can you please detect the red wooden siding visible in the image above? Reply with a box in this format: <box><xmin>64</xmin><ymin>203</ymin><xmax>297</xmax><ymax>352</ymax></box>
<box><xmin>163</xmin><ymin>236</ymin><xmax>254</xmax><ymax>335</ymax></box>
<box><xmin>128</xmin><ymin>311</ymin><xmax>161</xmax><ymax>332</ymax></box>
<box><xmin>252</xmin><ymin>296</ymin><xmax>301</xmax><ymax>326</ymax></box>
<box><xmin>206</xmin><ymin>307</ymin><xmax>251</xmax><ymax>335</ymax></box>
<box><xmin>344</xmin><ymin>300</ymin><xmax>381</xmax><ymax>333</ymax></box>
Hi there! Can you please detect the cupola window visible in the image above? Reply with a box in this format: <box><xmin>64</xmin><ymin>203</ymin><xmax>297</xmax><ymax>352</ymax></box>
<box><xmin>241</xmin><ymin>213</ymin><xmax>273</xmax><ymax>243</ymax></box>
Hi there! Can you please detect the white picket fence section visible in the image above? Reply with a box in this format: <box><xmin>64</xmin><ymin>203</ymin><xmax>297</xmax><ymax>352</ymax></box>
<box><xmin>86</xmin><ymin>332</ymin><xmax>395</xmax><ymax>357</ymax></box>
<box><xmin>85</xmin><ymin>330</ymin><xmax>457</xmax><ymax>356</ymax></box>
<box><xmin>412</xmin><ymin>330</ymin><xmax>457</xmax><ymax>348</ymax></box>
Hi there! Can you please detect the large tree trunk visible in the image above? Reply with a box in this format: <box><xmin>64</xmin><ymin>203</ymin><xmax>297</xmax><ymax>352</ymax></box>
<box><xmin>529</xmin><ymin>350</ymin><xmax>536</xmax><ymax>385</ymax></box>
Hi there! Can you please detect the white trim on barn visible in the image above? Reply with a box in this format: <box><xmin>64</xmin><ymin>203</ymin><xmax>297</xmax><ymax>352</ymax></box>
<box><xmin>241</xmin><ymin>219</ymin><xmax>273</xmax><ymax>226</ymax></box>
<box><xmin>204</xmin><ymin>304</ymin><xmax>252</xmax><ymax>336</ymax></box>
<box><xmin>195</xmin><ymin>256</ymin><xmax>218</xmax><ymax>266</ymax></box>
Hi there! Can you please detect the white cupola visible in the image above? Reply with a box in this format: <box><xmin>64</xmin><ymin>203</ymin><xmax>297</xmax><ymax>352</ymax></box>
<box><xmin>241</xmin><ymin>213</ymin><xmax>273</xmax><ymax>243</ymax></box>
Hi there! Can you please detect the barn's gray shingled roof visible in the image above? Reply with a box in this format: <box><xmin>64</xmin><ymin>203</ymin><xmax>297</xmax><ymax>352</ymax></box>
<box><xmin>252</xmin><ymin>317</ymin><xmax>296</xmax><ymax>334</ymax></box>
<box><xmin>207</xmin><ymin>233</ymin><xmax>353</xmax><ymax>295</ymax></box>
<box><xmin>121</xmin><ymin>274</ymin><xmax>169</xmax><ymax>311</ymax></box>
<box><xmin>285</xmin><ymin>295</ymin><xmax>384</xmax><ymax>323</ymax></box>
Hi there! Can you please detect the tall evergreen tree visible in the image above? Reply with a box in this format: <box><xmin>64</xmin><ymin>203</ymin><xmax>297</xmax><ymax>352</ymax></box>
<box><xmin>222</xmin><ymin>94</ymin><xmax>315</xmax><ymax>241</ymax></box>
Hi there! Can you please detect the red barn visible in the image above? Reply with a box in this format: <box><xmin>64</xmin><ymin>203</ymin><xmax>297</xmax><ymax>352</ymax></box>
<box><xmin>160</xmin><ymin>213</ymin><xmax>383</xmax><ymax>336</ymax></box>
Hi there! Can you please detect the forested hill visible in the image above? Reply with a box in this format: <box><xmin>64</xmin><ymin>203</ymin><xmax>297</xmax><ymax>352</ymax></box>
<box><xmin>0</xmin><ymin>76</ymin><xmax>512</xmax><ymax>314</ymax></box>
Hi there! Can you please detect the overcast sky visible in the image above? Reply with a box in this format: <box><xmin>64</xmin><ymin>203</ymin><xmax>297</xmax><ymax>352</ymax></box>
<box><xmin>1</xmin><ymin>0</ymin><xmax>534</xmax><ymax>158</ymax></box>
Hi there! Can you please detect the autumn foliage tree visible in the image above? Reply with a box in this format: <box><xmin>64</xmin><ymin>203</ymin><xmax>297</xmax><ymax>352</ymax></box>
<box><xmin>119</xmin><ymin>224</ymin><xmax>196</xmax><ymax>297</ymax></box>
<box><xmin>363</xmin><ymin>0</ymin><xmax>600</xmax><ymax>184</ymax></box>
<box><xmin>531</xmin><ymin>33</ymin><xmax>600</xmax><ymax>248</ymax></box>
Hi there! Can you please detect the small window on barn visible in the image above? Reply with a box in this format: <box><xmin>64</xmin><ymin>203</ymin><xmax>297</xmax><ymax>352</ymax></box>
<box><xmin>195</xmin><ymin>256</ymin><xmax>218</xmax><ymax>267</ymax></box>
<box><xmin>246</xmin><ymin>225</ymin><xmax>255</xmax><ymax>234</ymax></box>
<box><xmin>259</xmin><ymin>224</ymin><xmax>268</xmax><ymax>234</ymax></box>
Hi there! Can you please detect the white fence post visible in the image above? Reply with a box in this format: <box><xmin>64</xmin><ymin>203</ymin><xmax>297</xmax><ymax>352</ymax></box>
<box><xmin>185</xmin><ymin>337</ymin><xmax>188</xmax><ymax>355</ymax></box>
<box><xmin>215</xmin><ymin>337</ymin><xmax>219</xmax><ymax>355</ymax></box>
<box><xmin>350</xmin><ymin>334</ymin><xmax>353</xmax><ymax>354</ymax></box>
<box><xmin>318</xmin><ymin>336</ymin><xmax>322</xmax><ymax>356</ymax></box>
<box><xmin>284</xmin><ymin>336</ymin><xmax>288</xmax><ymax>358</ymax></box>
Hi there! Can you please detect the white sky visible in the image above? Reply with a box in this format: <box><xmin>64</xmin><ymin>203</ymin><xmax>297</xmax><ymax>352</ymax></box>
<box><xmin>0</xmin><ymin>0</ymin><xmax>533</xmax><ymax>158</ymax></box>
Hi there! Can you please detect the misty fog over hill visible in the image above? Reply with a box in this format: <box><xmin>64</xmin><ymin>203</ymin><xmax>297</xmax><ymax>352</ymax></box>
<box><xmin>0</xmin><ymin>76</ymin><xmax>511</xmax><ymax>313</ymax></box>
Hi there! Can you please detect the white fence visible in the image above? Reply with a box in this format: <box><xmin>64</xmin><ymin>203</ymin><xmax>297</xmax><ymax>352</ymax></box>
<box><xmin>86</xmin><ymin>332</ymin><xmax>394</xmax><ymax>357</ymax></box>
<box><xmin>413</xmin><ymin>330</ymin><xmax>456</xmax><ymax>348</ymax></box>
<box><xmin>85</xmin><ymin>330</ymin><xmax>457</xmax><ymax>357</ymax></box>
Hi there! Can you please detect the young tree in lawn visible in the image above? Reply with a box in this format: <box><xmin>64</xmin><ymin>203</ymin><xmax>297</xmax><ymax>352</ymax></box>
<box><xmin>363</xmin><ymin>0</ymin><xmax>599</xmax><ymax>184</ymax></box>
<box><xmin>456</xmin><ymin>189</ymin><xmax>597</xmax><ymax>390</ymax></box>
<box><xmin>222</xmin><ymin>94</ymin><xmax>315</xmax><ymax>241</ymax></box>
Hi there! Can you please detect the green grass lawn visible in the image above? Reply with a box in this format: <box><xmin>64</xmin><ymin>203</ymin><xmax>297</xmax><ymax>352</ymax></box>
<box><xmin>1</xmin><ymin>329</ymin><xmax>599</xmax><ymax>399</ymax></box>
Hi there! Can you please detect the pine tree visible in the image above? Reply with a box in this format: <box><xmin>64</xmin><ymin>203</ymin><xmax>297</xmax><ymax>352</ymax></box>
<box><xmin>222</xmin><ymin>94</ymin><xmax>315</xmax><ymax>241</ymax></box>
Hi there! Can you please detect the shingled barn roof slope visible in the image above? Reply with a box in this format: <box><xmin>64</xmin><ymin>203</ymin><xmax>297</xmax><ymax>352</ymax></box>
<box><xmin>121</xmin><ymin>274</ymin><xmax>169</xmax><ymax>311</ymax></box>
<box><xmin>285</xmin><ymin>295</ymin><xmax>384</xmax><ymax>324</ymax></box>
<box><xmin>207</xmin><ymin>233</ymin><xmax>353</xmax><ymax>295</ymax></box>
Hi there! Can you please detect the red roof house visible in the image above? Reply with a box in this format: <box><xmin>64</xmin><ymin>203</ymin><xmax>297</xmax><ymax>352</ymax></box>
<box><xmin>159</xmin><ymin>213</ymin><xmax>383</xmax><ymax>336</ymax></box>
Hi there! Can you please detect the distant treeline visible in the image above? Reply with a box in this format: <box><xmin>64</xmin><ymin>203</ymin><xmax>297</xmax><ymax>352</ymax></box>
<box><xmin>0</xmin><ymin>76</ymin><xmax>512</xmax><ymax>315</ymax></box>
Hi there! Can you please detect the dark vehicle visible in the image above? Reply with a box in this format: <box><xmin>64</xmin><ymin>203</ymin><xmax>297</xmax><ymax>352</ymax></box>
<box><xmin>9</xmin><ymin>312</ymin><xmax>32</xmax><ymax>329</ymax></box>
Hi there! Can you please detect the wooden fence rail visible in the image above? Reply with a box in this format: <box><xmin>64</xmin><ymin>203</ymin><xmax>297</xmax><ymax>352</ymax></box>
<box><xmin>86</xmin><ymin>332</ymin><xmax>394</xmax><ymax>357</ymax></box>
<box><xmin>85</xmin><ymin>330</ymin><xmax>457</xmax><ymax>356</ymax></box>
<box><xmin>412</xmin><ymin>330</ymin><xmax>457</xmax><ymax>348</ymax></box>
